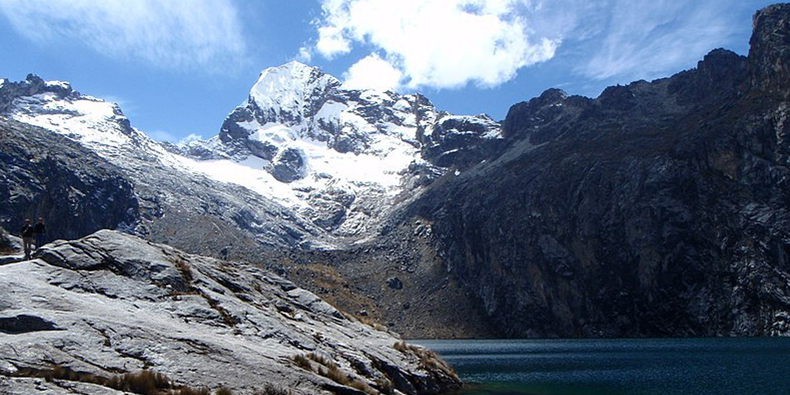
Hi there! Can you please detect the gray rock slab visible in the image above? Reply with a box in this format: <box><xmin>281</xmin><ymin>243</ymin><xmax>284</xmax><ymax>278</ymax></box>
<box><xmin>0</xmin><ymin>230</ymin><xmax>459</xmax><ymax>394</ymax></box>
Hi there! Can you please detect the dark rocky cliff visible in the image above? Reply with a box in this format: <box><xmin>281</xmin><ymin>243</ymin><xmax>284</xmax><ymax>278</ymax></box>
<box><xmin>402</xmin><ymin>4</ymin><xmax>790</xmax><ymax>337</ymax></box>
<box><xmin>0</xmin><ymin>117</ymin><xmax>139</xmax><ymax>240</ymax></box>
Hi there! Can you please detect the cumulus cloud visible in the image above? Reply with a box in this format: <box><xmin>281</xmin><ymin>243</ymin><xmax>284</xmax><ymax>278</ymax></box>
<box><xmin>312</xmin><ymin>0</ymin><xmax>758</xmax><ymax>91</ymax></box>
<box><xmin>314</xmin><ymin>0</ymin><xmax>560</xmax><ymax>90</ymax></box>
<box><xmin>342</xmin><ymin>54</ymin><xmax>404</xmax><ymax>91</ymax></box>
<box><xmin>0</xmin><ymin>0</ymin><xmax>248</xmax><ymax>72</ymax></box>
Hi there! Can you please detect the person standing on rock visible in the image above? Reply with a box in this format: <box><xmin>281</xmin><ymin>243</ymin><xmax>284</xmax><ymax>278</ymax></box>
<box><xmin>20</xmin><ymin>219</ymin><xmax>34</xmax><ymax>259</ymax></box>
<box><xmin>33</xmin><ymin>217</ymin><xmax>46</xmax><ymax>249</ymax></box>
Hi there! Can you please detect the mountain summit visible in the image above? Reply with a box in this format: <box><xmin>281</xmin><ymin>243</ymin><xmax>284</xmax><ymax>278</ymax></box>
<box><xmin>178</xmin><ymin>62</ymin><xmax>501</xmax><ymax>235</ymax></box>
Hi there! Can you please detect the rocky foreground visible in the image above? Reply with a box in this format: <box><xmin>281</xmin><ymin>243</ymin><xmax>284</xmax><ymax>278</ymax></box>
<box><xmin>0</xmin><ymin>230</ymin><xmax>460</xmax><ymax>395</ymax></box>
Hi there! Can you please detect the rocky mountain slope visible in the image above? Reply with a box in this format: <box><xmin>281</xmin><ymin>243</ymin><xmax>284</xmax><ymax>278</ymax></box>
<box><xmin>399</xmin><ymin>3</ymin><xmax>790</xmax><ymax>337</ymax></box>
<box><xmin>0</xmin><ymin>230</ymin><xmax>460</xmax><ymax>394</ymax></box>
<box><xmin>2</xmin><ymin>4</ymin><xmax>790</xmax><ymax>340</ymax></box>
<box><xmin>0</xmin><ymin>117</ymin><xmax>139</xmax><ymax>241</ymax></box>
<box><xmin>0</xmin><ymin>75</ymin><xmax>326</xmax><ymax>252</ymax></box>
<box><xmin>0</xmin><ymin>63</ymin><xmax>499</xmax><ymax>250</ymax></box>
<box><xmin>171</xmin><ymin>61</ymin><xmax>500</xmax><ymax>238</ymax></box>
<box><xmin>0</xmin><ymin>63</ymin><xmax>502</xmax><ymax>339</ymax></box>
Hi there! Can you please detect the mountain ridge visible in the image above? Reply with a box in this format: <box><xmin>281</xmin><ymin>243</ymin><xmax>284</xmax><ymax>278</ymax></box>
<box><xmin>396</xmin><ymin>3</ymin><xmax>790</xmax><ymax>337</ymax></box>
<box><xmin>2</xmin><ymin>3</ymin><xmax>790</xmax><ymax>339</ymax></box>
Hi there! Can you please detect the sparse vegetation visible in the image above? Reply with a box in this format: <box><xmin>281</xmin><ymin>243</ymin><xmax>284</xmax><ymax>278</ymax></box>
<box><xmin>203</xmin><ymin>293</ymin><xmax>239</xmax><ymax>327</ymax></box>
<box><xmin>14</xmin><ymin>365</ymin><xmax>213</xmax><ymax>395</ymax></box>
<box><xmin>295</xmin><ymin>353</ymin><xmax>379</xmax><ymax>395</ymax></box>
<box><xmin>322</xmin><ymin>363</ymin><xmax>350</xmax><ymax>385</ymax></box>
<box><xmin>393</xmin><ymin>340</ymin><xmax>408</xmax><ymax>353</ymax></box>
<box><xmin>105</xmin><ymin>370</ymin><xmax>171</xmax><ymax>395</ymax></box>
<box><xmin>393</xmin><ymin>341</ymin><xmax>457</xmax><ymax>379</ymax></box>
<box><xmin>255</xmin><ymin>383</ymin><xmax>293</xmax><ymax>395</ymax></box>
<box><xmin>348</xmin><ymin>379</ymin><xmax>377</xmax><ymax>395</ymax></box>
<box><xmin>374</xmin><ymin>377</ymin><xmax>394</xmax><ymax>395</ymax></box>
<box><xmin>174</xmin><ymin>388</ymin><xmax>211</xmax><ymax>395</ymax></box>
<box><xmin>167</xmin><ymin>256</ymin><xmax>238</xmax><ymax>327</ymax></box>
<box><xmin>173</xmin><ymin>257</ymin><xmax>194</xmax><ymax>284</ymax></box>
<box><xmin>355</xmin><ymin>315</ymin><xmax>388</xmax><ymax>332</ymax></box>
<box><xmin>306</xmin><ymin>352</ymin><xmax>333</xmax><ymax>368</ymax></box>
<box><xmin>215</xmin><ymin>386</ymin><xmax>234</xmax><ymax>395</ymax></box>
<box><xmin>293</xmin><ymin>354</ymin><xmax>312</xmax><ymax>371</ymax></box>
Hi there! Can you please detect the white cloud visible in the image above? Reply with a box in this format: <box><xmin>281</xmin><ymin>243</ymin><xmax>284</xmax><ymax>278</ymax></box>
<box><xmin>342</xmin><ymin>54</ymin><xmax>403</xmax><ymax>91</ymax></box>
<box><xmin>313</xmin><ymin>0</ymin><xmax>758</xmax><ymax>91</ymax></box>
<box><xmin>147</xmin><ymin>130</ymin><xmax>179</xmax><ymax>143</ymax></box>
<box><xmin>0</xmin><ymin>0</ymin><xmax>248</xmax><ymax>73</ymax></box>
<box><xmin>148</xmin><ymin>131</ymin><xmax>204</xmax><ymax>144</ymax></box>
<box><xmin>296</xmin><ymin>46</ymin><xmax>313</xmax><ymax>63</ymax></box>
<box><xmin>314</xmin><ymin>0</ymin><xmax>560</xmax><ymax>90</ymax></box>
<box><xmin>576</xmin><ymin>0</ymin><xmax>738</xmax><ymax>81</ymax></box>
<box><xmin>179</xmin><ymin>133</ymin><xmax>205</xmax><ymax>144</ymax></box>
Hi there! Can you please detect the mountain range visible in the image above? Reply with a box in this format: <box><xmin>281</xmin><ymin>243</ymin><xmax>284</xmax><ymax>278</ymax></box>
<box><xmin>2</xmin><ymin>3</ymin><xmax>790</xmax><ymax>339</ymax></box>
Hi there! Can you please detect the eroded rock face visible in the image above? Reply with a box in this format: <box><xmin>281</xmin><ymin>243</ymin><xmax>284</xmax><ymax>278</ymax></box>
<box><xmin>0</xmin><ymin>118</ymin><xmax>139</xmax><ymax>241</ymax></box>
<box><xmin>749</xmin><ymin>4</ymin><xmax>790</xmax><ymax>98</ymax></box>
<box><xmin>0</xmin><ymin>230</ymin><xmax>460</xmax><ymax>394</ymax></box>
<box><xmin>0</xmin><ymin>74</ymin><xmax>77</xmax><ymax>113</ymax></box>
<box><xmin>269</xmin><ymin>147</ymin><xmax>307</xmax><ymax>183</ymax></box>
<box><xmin>403</xmin><ymin>4</ymin><xmax>790</xmax><ymax>338</ymax></box>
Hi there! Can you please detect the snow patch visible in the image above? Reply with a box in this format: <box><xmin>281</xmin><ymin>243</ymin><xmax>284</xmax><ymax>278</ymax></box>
<box><xmin>45</xmin><ymin>80</ymin><xmax>71</xmax><ymax>90</ymax></box>
<box><xmin>249</xmin><ymin>123</ymin><xmax>297</xmax><ymax>144</ymax></box>
<box><xmin>249</xmin><ymin>61</ymin><xmax>340</xmax><ymax>122</ymax></box>
<box><xmin>9</xmin><ymin>93</ymin><xmax>131</xmax><ymax>149</ymax></box>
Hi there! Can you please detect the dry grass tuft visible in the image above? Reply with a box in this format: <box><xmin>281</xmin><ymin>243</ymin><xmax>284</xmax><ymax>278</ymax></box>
<box><xmin>356</xmin><ymin>315</ymin><xmax>388</xmax><ymax>332</ymax></box>
<box><xmin>173</xmin><ymin>387</ymin><xmax>211</xmax><ymax>395</ymax></box>
<box><xmin>105</xmin><ymin>370</ymin><xmax>171</xmax><ymax>395</ymax></box>
<box><xmin>15</xmin><ymin>365</ymin><xmax>213</xmax><ymax>395</ymax></box>
<box><xmin>348</xmin><ymin>379</ymin><xmax>378</xmax><ymax>395</ymax></box>
<box><xmin>215</xmin><ymin>386</ymin><xmax>234</xmax><ymax>395</ymax></box>
<box><xmin>306</xmin><ymin>352</ymin><xmax>335</xmax><ymax>368</ymax></box>
<box><xmin>293</xmin><ymin>353</ymin><xmax>380</xmax><ymax>395</ymax></box>
<box><xmin>173</xmin><ymin>258</ymin><xmax>194</xmax><ymax>284</ymax></box>
<box><xmin>322</xmin><ymin>364</ymin><xmax>350</xmax><ymax>385</ymax></box>
<box><xmin>374</xmin><ymin>377</ymin><xmax>394</xmax><ymax>395</ymax></box>
<box><xmin>293</xmin><ymin>354</ymin><xmax>313</xmax><ymax>371</ymax></box>
<box><xmin>255</xmin><ymin>383</ymin><xmax>293</xmax><ymax>395</ymax></box>
<box><xmin>393</xmin><ymin>341</ymin><xmax>457</xmax><ymax>379</ymax></box>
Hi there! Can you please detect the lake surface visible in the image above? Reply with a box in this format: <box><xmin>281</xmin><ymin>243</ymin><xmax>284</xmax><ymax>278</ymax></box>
<box><xmin>414</xmin><ymin>338</ymin><xmax>790</xmax><ymax>395</ymax></box>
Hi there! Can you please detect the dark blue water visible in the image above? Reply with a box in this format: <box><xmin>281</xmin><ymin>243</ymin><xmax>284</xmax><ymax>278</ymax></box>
<box><xmin>414</xmin><ymin>338</ymin><xmax>790</xmax><ymax>395</ymax></box>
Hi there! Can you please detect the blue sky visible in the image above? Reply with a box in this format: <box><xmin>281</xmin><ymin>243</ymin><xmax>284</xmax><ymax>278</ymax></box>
<box><xmin>0</xmin><ymin>0</ymin><xmax>775</xmax><ymax>142</ymax></box>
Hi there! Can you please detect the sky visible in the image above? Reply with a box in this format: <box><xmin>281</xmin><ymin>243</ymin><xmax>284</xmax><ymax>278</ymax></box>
<box><xmin>0</xmin><ymin>0</ymin><xmax>776</xmax><ymax>143</ymax></box>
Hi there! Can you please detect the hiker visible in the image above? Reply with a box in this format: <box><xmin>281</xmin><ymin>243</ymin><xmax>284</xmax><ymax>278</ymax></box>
<box><xmin>20</xmin><ymin>219</ymin><xmax>34</xmax><ymax>259</ymax></box>
<box><xmin>33</xmin><ymin>217</ymin><xmax>46</xmax><ymax>249</ymax></box>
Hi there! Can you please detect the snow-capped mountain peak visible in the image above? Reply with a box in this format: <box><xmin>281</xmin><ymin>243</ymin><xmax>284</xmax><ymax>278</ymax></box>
<box><xmin>248</xmin><ymin>61</ymin><xmax>341</xmax><ymax>125</ymax></box>
<box><xmin>1</xmin><ymin>66</ymin><xmax>501</xmax><ymax>245</ymax></box>
<box><xmin>184</xmin><ymin>62</ymin><xmax>503</xmax><ymax>236</ymax></box>
<box><xmin>0</xmin><ymin>74</ymin><xmax>148</xmax><ymax>154</ymax></box>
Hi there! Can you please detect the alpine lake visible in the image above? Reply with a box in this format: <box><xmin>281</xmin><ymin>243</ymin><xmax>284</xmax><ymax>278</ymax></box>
<box><xmin>413</xmin><ymin>338</ymin><xmax>790</xmax><ymax>395</ymax></box>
